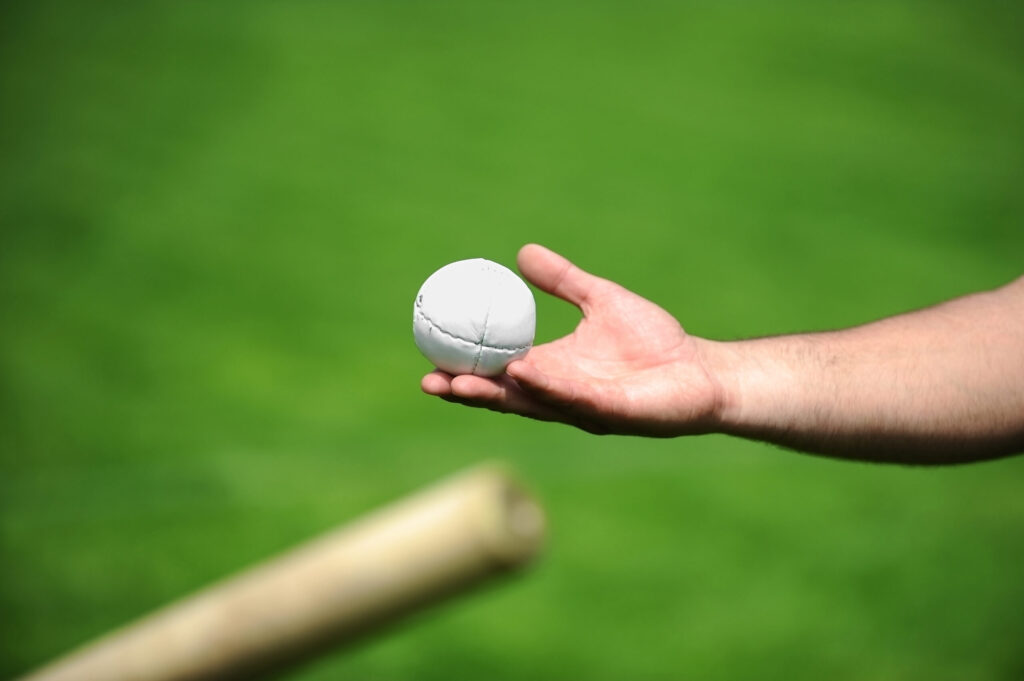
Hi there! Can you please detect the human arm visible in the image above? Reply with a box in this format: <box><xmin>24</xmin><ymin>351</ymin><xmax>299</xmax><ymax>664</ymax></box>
<box><xmin>421</xmin><ymin>244</ymin><xmax>1024</xmax><ymax>464</ymax></box>
<box><xmin>706</xmin><ymin>275</ymin><xmax>1024</xmax><ymax>463</ymax></box>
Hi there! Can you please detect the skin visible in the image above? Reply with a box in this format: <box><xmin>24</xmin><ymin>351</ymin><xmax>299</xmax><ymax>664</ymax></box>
<box><xmin>422</xmin><ymin>244</ymin><xmax>1024</xmax><ymax>464</ymax></box>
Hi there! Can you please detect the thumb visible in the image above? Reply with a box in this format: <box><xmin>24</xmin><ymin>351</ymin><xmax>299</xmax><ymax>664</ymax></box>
<box><xmin>517</xmin><ymin>244</ymin><xmax>609</xmax><ymax>312</ymax></box>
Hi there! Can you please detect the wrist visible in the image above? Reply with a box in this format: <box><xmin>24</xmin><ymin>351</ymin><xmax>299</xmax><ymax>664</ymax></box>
<box><xmin>695</xmin><ymin>335</ymin><xmax>810</xmax><ymax>438</ymax></box>
<box><xmin>692</xmin><ymin>338</ymin><xmax>744</xmax><ymax>435</ymax></box>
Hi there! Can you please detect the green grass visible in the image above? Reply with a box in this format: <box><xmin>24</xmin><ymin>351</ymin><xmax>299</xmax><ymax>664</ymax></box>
<box><xmin>2</xmin><ymin>1</ymin><xmax>1023</xmax><ymax>679</ymax></box>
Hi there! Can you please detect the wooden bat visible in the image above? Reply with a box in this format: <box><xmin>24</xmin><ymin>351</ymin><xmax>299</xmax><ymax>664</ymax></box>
<box><xmin>18</xmin><ymin>463</ymin><xmax>546</xmax><ymax>681</ymax></box>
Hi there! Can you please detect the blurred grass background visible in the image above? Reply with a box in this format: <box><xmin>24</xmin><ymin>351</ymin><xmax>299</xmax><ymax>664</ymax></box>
<box><xmin>2</xmin><ymin>1</ymin><xmax>1023</xmax><ymax>679</ymax></box>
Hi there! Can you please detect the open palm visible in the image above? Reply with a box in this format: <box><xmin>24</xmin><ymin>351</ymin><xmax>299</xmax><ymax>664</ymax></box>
<box><xmin>421</xmin><ymin>244</ymin><xmax>722</xmax><ymax>436</ymax></box>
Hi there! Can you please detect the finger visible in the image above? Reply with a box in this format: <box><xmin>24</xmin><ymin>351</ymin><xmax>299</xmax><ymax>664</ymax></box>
<box><xmin>506</xmin><ymin>362</ymin><xmax>614</xmax><ymax>434</ymax></box>
<box><xmin>437</xmin><ymin>368</ymin><xmax>611</xmax><ymax>434</ymax></box>
<box><xmin>421</xmin><ymin>370</ymin><xmax>454</xmax><ymax>396</ymax></box>
<box><xmin>449</xmin><ymin>374</ymin><xmax>507</xmax><ymax>401</ymax></box>
<box><xmin>449</xmin><ymin>373</ymin><xmax>574</xmax><ymax>424</ymax></box>
<box><xmin>517</xmin><ymin>244</ymin><xmax>607</xmax><ymax>311</ymax></box>
<box><xmin>506</xmin><ymin>360</ymin><xmax>602</xmax><ymax>415</ymax></box>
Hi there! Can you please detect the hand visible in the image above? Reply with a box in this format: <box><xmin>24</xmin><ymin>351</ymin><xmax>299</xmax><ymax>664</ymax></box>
<box><xmin>421</xmin><ymin>244</ymin><xmax>724</xmax><ymax>436</ymax></box>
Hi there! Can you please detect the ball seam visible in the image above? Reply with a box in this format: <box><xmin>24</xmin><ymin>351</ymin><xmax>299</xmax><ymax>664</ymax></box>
<box><xmin>470</xmin><ymin>300</ymin><xmax>493</xmax><ymax>374</ymax></box>
<box><xmin>414</xmin><ymin>301</ymin><xmax>531</xmax><ymax>352</ymax></box>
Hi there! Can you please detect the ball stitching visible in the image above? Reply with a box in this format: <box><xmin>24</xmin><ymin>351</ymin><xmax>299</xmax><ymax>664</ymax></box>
<box><xmin>414</xmin><ymin>299</ymin><xmax>531</xmax><ymax>353</ymax></box>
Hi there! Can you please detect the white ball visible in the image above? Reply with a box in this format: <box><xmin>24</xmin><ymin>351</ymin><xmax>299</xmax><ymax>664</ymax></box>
<box><xmin>413</xmin><ymin>258</ymin><xmax>536</xmax><ymax>377</ymax></box>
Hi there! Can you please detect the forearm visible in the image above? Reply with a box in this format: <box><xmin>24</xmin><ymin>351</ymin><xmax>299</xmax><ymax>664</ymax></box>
<box><xmin>703</xmin><ymin>278</ymin><xmax>1024</xmax><ymax>464</ymax></box>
